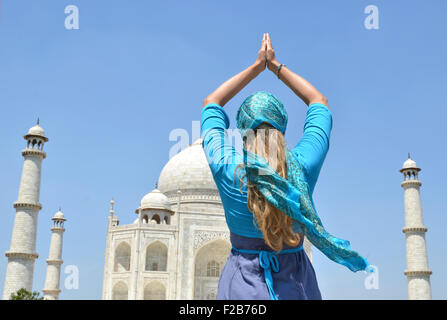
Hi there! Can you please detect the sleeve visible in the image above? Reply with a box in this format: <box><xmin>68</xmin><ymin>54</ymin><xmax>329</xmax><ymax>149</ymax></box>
<box><xmin>292</xmin><ymin>103</ymin><xmax>333</xmax><ymax>195</ymax></box>
<box><xmin>201</xmin><ymin>103</ymin><xmax>243</xmax><ymax>179</ymax></box>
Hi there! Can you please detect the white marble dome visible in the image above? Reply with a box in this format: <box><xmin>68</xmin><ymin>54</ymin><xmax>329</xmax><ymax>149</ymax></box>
<box><xmin>402</xmin><ymin>158</ymin><xmax>419</xmax><ymax>170</ymax></box>
<box><xmin>27</xmin><ymin>125</ymin><xmax>46</xmax><ymax>137</ymax></box>
<box><xmin>52</xmin><ymin>210</ymin><xmax>65</xmax><ymax>220</ymax></box>
<box><xmin>158</xmin><ymin>138</ymin><xmax>218</xmax><ymax>195</ymax></box>
<box><xmin>140</xmin><ymin>189</ymin><xmax>172</xmax><ymax>211</ymax></box>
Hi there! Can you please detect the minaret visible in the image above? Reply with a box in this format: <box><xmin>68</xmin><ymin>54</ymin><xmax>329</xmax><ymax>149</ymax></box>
<box><xmin>3</xmin><ymin>121</ymin><xmax>48</xmax><ymax>300</ymax></box>
<box><xmin>400</xmin><ymin>154</ymin><xmax>432</xmax><ymax>300</ymax></box>
<box><xmin>42</xmin><ymin>209</ymin><xmax>66</xmax><ymax>300</ymax></box>
<box><xmin>108</xmin><ymin>198</ymin><xmax>119</xmax><ymax>228</ymax></box>
<box><xmin>102</xmin><ymin>199</ymin><xmax>118</xmax><ymax>299</ymax></box>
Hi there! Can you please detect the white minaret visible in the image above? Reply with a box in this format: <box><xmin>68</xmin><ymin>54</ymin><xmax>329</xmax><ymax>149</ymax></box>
<box><xmin>400</xmin><ymin>154</ymin><xmax>432</xmax><ymax>300</ymax></box>
<box><xmin>3</xmin><ymin>120</ymin><xmax>48</xmax><ymax>300</ymax></box>
<box><xmin>102</xmin><ymin>199</ymin><xmax>119</xmax><ymax>299</ymax></box>
<box><xmin>42</xmin><ymin>209</ymin><xmax>66</xmax><ymax>300</ymax></box>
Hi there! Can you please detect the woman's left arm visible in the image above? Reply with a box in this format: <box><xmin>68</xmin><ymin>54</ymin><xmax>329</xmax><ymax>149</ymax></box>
<box><xmin>203</xmin><ymin>34</ymin><xmax>268</xmax><ymax>108</ymax></box>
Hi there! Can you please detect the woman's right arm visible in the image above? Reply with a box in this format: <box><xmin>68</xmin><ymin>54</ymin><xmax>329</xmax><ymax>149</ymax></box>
<box><xmin>265</xmin><ymin>33</ymin><xmax>328</xmax><ymax>107</ymax></box>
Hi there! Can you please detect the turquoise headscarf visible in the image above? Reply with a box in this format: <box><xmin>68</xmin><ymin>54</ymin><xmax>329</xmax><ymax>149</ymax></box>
<box><xmin>236</xmin><ymin>91</ymin><xmax>370</xmax><ymax>272</ymax></box>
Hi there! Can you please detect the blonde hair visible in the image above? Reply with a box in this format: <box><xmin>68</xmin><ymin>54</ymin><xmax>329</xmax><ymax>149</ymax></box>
<box><xmin>234</xmin><ymin>123</ymin><xmax>301</xmax><ymax>252</ymax></box>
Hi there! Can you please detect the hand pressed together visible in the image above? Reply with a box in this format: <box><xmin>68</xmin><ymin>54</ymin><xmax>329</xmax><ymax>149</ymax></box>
<box><xmin>255</xmin><ymin>33</ymin><xmax>280</xmax><ymax>73</ymax></box>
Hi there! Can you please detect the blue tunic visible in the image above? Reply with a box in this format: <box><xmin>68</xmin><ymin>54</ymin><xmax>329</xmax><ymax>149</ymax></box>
<box><xmin>201</xmin><ymin>102</ymin><xmax>332</xmax><ymax>300</ymax></box>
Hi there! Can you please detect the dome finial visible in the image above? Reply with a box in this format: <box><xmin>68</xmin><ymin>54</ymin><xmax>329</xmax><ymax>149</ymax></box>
<box><xmin>110</xmin><ymin>198</ymin><xmax>115</xmax><ymax>215</ymax></box>
<box><xmin>37</xmin><ymin>117</ymin><xmax>40</xmax><ymax>126</ymax></box>
<box><xmin>408</xmin><ymin>152</ymin><xmax>411</xmax><ymax>159</ymax></box>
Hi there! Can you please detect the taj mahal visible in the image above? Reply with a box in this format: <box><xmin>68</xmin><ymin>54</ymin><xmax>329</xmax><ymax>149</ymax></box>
<box><xmin>1</xmin><ymin>122</ymin><xmax>433</xmax><ymax>300</ymax></box>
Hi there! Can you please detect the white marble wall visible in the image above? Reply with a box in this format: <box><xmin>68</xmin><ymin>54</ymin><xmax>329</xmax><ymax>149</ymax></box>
<box><xmin>102</xmin><ymin>195</ymin><xmax>230</xmax><ymax>300</ymax></box>
<box><xmin>408</xmin><ymin>276</ymin><xmax>432</xmax><ymax>300</ymax></box>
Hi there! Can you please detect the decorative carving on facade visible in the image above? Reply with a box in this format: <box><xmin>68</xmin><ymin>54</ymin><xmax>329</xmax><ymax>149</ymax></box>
<box><xmin>193</xmin><ymin>230</ymin><xmax>230</xmax><ymax>250</ymax></box>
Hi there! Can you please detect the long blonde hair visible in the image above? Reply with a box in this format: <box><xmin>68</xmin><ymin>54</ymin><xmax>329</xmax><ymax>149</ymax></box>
<box><xmin>234</xmin><ymin>123</ymin><xmax>301</xmax><ymax>252</ymax></box>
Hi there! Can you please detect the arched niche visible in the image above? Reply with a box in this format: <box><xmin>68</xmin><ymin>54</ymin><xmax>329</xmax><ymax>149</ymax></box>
<box><xmin>112</xmin><ymin>281</ymin><xmax>128</xmax><ymax>300</ymax></box>
<box><xmin>145</xmin><ymin>241</ymin><xmax>168</xmax><ymax>271</ymax></box>
<box><xmin>144</xmin><ymin>281</ymin><xmax>166</xmax><ymax>300</ymax></box>
<box><xmin>193</xmin><ymin>239</ymin><xmax>230</xmax><ymax>300</ymax></box>
<box><xmin>152</xmin><ymin>214</ymin><xmax>161</xmax><ymax>224</ymax></box>
<box><xmin>114</xmin><ymin>242</ymin><xmax>131</xmax><ymax>272</ymax></box>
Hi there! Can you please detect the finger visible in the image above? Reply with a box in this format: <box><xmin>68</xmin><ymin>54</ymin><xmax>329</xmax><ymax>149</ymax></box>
<box><xmin>266</xmin><ymin>33</ymin><xmax>270</xmax><ymax>50</ymax></box>
<box><xmin>266</xmin><ymin>33</ymin><xmax>272</xmax><ymax>50</ymax></box>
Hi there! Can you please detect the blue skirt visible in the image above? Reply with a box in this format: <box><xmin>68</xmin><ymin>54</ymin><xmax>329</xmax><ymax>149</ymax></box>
<box><xmin>217</xmin><ymin>232</ymin><xmax>322</xmax><ymax>300</ymax></box>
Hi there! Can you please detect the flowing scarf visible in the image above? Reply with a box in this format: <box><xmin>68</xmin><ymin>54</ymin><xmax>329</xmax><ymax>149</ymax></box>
<box><xmin>237</xmin><ymin>91</ymin><xmax>370</xmax><ymax>272</ymax></box>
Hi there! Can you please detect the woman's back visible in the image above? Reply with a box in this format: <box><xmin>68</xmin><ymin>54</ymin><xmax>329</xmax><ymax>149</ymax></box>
<box><xmin>200</xmin><ymin>100</ymin><xmax>332</xmax><ymax>300</ymax></box>
<box><xmin>201</xmin><ymin>102</ymin><xmax>333</xmax><ymax>239</ymax></box>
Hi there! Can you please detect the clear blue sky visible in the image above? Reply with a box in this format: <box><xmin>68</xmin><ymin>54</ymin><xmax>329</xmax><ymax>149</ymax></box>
<box><xmin>0</xmin><ymin>0</ymin><xmax>446</xmax><ymax>299</ymax></box>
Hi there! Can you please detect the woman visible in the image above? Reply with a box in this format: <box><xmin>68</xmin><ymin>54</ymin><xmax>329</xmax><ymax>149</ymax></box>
<box><xmin>201</xmin><ymin>33</ymin><xmax>369</xmax><ymax>300</ymax></box>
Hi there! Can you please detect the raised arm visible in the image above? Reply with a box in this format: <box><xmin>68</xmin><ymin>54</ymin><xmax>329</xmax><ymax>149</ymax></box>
<box><xmin>203</xmin><ymin>34</ymin><xmax>268</xmax><ymax>108</ymax></box>
<box><xmin>265</xmin><ymin>33</ymin><xmax>328</xmax><ymax>108</ymax></box>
